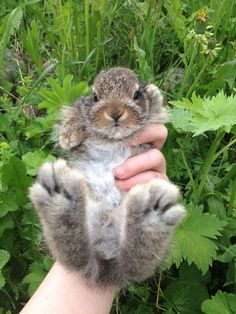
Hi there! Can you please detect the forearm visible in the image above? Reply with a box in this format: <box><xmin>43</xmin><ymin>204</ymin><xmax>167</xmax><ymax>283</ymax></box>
<box><xmin>20</xmin><ymin>262</ymin><xmax>117</xmax><ymax>314</ymax></box>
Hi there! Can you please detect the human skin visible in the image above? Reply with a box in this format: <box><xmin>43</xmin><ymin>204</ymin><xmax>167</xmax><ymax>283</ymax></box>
<box><xmin>20</xmin><ymin>123</ymin><xmax>168</xmax><ymax>314</ymax></box>
<box><xmin>115</xmin><ymin>123</ymin><xmax>168</xmax><ymax>190</ymax></box>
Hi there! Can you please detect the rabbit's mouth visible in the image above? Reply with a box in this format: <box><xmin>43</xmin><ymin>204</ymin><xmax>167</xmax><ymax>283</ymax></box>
<box><xmin>94</xmin><ymin>123</ymin><xmax>143</xmax><ymax>141</ymax></box>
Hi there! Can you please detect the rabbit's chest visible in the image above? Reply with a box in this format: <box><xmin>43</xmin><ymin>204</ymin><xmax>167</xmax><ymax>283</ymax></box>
<box><xmin>72</xmin><ymin>141</ymin><xmax>132</xmax><ymax>207</ymax></box>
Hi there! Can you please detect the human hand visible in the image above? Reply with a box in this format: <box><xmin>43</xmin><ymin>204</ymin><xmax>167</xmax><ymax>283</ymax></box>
<box><xmin>114</xmin><ymin>124</ymin><xmax>168</xmax><ymax>191</ymax></box>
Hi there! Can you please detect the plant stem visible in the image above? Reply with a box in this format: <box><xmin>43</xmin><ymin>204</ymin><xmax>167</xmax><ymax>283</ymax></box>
<box><xmin>195</xmin><ymin>130</ymin><xmax>224</xmax><ymax>202</ymax></box>
<box><xmin>186</xmin><ymin>56</ymin><xmax>209</xmax><ymax>98</ymax></box>
<box><xmin>216</xmin><ymin>164</ymin><xmax>236</xmax><ymax>191</ymax></box>
<box><xmin>213</xmin><ymin>137</ymin><xmax>236</xmax><ymax>162</ymax></box>
<box><xmin>84</xmin><ymin>0</ymin><xmax>90</xmax><ymax>56</ymax></box>
<box><xmin>178</xmin><ymin>42</ymin><xmax>199</xmax><ymax>99</ymax></box>
<box><xmin>177</xmin><ymin>139</ymin><xmax>198</xmax><ymax>201</ymax></box>
<box><xmin>115</xmin><ymin>294</ymin><xmax>119</xmax><ymax>314</ymax></box>
<box><xmin>229</xmin><ymin>178</ymin><xmax>236</xmax><ymax>212</ymax></box>
<box><xmin>156</xmin><ymin>271</ymin><xmax>162</xmax><ymax>309</ymax></box>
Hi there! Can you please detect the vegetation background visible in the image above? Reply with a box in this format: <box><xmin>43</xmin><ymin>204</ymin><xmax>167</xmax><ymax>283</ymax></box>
<box><xmin>0</xmin><ymin>0</ymin><xmax>236</xmax><ymax>313</ymax></box>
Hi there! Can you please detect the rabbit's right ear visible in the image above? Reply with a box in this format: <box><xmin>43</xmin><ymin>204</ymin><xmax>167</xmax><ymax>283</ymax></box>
<box><xmin>57</xmin><ymin>106</ymin><xmax>86</xmax><ymax>150</ymax></box>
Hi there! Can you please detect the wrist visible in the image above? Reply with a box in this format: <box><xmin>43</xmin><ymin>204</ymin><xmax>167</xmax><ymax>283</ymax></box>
<box><xmin>21</xmin><ymin>262</ymin><xmax>117</xmax><ymax>314</ymax></box>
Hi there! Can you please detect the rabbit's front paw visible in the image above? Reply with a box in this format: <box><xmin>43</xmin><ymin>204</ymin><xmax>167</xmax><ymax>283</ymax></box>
<box><xmin>59</xmin><ymin>130</ymin><xmax>82</xmax><ymax>150</ymax></box>
<box><xmin>29</xmin><ymin>159</ymin><xmax>87</xmax><ymax>219</ymax></box>
<box><xmin>126</xmin><ymin>179</ymin><xmax>185</xmax><ymax>226</ymax></box>
<box><xmin>145</xmin><ymin>84</ymin><xmax>163</xmax><ymax>105</ymax></box>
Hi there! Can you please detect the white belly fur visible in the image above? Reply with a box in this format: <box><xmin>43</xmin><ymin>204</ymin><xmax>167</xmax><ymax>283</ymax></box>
<box><xmin>70</xmin><ymin>139</ymin><xmax>147</xmax><ymax>241</ymax></box>
<box><xmin>71</xmin><ymin>140</ymin><xmax>132</xmax><ymax>209</ymax></box>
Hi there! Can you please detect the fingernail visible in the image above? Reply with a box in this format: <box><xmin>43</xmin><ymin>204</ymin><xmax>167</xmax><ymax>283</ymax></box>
<box><xmin>114</xmin><ymin>166</ymin><xmax>125</xmax><ymax>178</ymax></box>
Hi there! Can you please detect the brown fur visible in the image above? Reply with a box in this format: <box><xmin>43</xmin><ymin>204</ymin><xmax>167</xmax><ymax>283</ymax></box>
<box><xmin>29</xmin><ymin>68</ymin><xmax>185</xmax><ymax>286</ymax></box>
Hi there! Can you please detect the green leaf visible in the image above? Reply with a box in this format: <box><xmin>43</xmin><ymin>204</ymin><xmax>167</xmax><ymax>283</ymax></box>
<box><xmin>38</xmin><ymin>76</ymin><xmax>89</xmax><ymax>113</ymax></box>
<box><xmin>71</xmin><ymin>81</ymin><xmax>90</xmax><ymax>100</ymax></box>
<box><xmin>215</xmin><ymin>60</ymin><xmax>236</xmax><ymax>88</ymax></box>
<box><xmin>171</xmin><ymin>108</ymin><xmax>194</xmax><ymax>133</ymax></box>
<box><xmin>23</xmin><ymin>261</ymin><xmax>48</xmax><ymax>296</ymax></box>
<box><xmin>0</xmin><ymin>249</ymin><xmax>10</xmax><ymax>269</ymax></box>
<box><xmin>217</xmin><ymin>244</ymin><xmax>236</xmax><ymax>263</ymax></box>
<box><xmin>0</xmin><ymin>271</ymin><xmax>6</xmax><ymax>289</ymax></box>
<box><xmin>23</xmin><ymin>272</ymin><xmax>45</xmax><ymax>296</ymax></box>
<box><xmin>61</xmin><ymin>74</ymin><xmax>73</xmax><ymax>102</ymax></box>
<box><xmin>163</xmin><ymin>0</ymin><xmax>187</xmax><ymax>42</ymax></box>
<box><xmin>133</xmin><ymin>36</ymin><xmax>153</xmax><ymax>81</ymax></box>
<box><xmin>164</xmin><ymin>263</ymin><xmax>209</xmax><ymax>314</ymax></box>
<box><xmin>203</xmin><ymin>79</ymin><xmax>226</xmax><ymax>95</ymax></box>
<box><xmin>22</xmin><ymin>20</ymin><xmax>42</xmax><ymax>69</ymax></box>
<box><xmin>24</xmin><ymin>120</ymin><xmax>44</xmax><ymax>139</ymax></box>
<box><xmin>207</xmin><ymin>196</ymin><xmax>227</xmax><ymax>220</ymax></box>
<box><xmin>22</xmin><ymin>151</ymin><xmax>56</xmax><ymax>176</ymax></box>
<box><xmin>0</xmin><ymin>113</ymin><xmax>11</xmax><ymax>131</ymax></box>
<box><xmin>201</xmin><ymin>291</ymin><xmax>236</xmax><ymax>314</ymax></box>
<box><xmin>0</xmin><ymin>215</ymin><xmax>14</xmax><ymax>237</ymax></box>
<box><xmin>10</xmin><ymin>6</ymin><xmax>23</xmax><ymax>33</ymax></box>
<box><xmin>0</xmin><ymin>6</ymin><xmax>23</xmax><ymax>70</ymax></box>
<box><xmin>225</xmin><ymin>216</ymin><xmax>236</xmax><ymax>240</ymax></box>
<box><xmin>128</xmin><ymin>284</ymin><xmax>151</xmax><ymax>302</ymax></box>
<box><xmin>225</xmin><ymin>262</ymin><xmax>236</xmax><ymax>287</ymax></box>
<box><xmin>165</xmin><ymin>203</ymin><xmax>227</xmax><ymax>273</ymax></box>
<box><xmin>0</xmin><ymin>192</ymin><xmax>18</xmax><ymax>217</ymax></box>
<box><xmin>36</xmin><ymin>112</ymin><xmax>59</xmax><ymax>131</ymax></box>
<box><xmin>170</xmin><ymin>91</ymin><xmax>236</xmax><ymax>136</ymax></box>
<box><xmin>42</xmin><ymin>256</ymin><xmax>53</xmax><ymax>270</ymax></box>
<box><xmin>1</xmin><ymin>157</ymin><xmax>32</xmax><ymax>206</ymax></box>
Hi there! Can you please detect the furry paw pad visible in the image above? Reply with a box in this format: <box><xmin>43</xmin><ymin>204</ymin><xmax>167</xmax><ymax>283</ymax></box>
<box><xmin>127</xmin><ymin>179</ymin><xmax>185</xmax><ymax>226</ymax></box>
<box><xmin>29</xmin><ymin>159</ymin><xmax>86</xmax><ymax>214</ymax></box>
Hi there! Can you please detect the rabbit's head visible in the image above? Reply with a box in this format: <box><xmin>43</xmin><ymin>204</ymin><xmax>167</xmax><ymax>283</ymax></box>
<box><xmin>77</xmin><ymin>67</ymin><xmax>168</xmax><ymax>141</ymax></box>
<box><xmin>57</xmin><ymin>67</ymin><xmax>168</xmax><ymax>149</ymax></box>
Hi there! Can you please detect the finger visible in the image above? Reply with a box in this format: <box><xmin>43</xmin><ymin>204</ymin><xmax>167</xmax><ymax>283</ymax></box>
<box><xmin>114</xmin><ymin>149</ymin><xmax>166</xmax><ymax>179</ymax></box>
<box><xmin>128</xmin><ymin>124</ymin><xmax>168</xmax><ymax>150</ymax></box>
<box><xmin>116</xmin><ymin>171</ymin><xmax>168</xmax><ymax>191</ymax></box>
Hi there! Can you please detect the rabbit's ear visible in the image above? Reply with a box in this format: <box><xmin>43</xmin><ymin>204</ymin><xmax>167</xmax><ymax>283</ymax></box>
<box><xmin>57</xmin><ymin>106</ymin><xmax>86</xmax><ymax>150</ymax></box>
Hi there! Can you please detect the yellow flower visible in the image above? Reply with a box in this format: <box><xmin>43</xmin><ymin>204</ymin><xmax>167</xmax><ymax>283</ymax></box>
<box><xmin>197</xmin><ymin>9</ymin><xmax>208</xmax><ymax>23</ymax></box>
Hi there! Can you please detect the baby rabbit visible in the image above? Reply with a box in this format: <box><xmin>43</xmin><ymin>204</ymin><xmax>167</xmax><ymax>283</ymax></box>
<box><xmin>29</xmin><ymin>67</ymin><xmax>185</xmax><ymax>286</ymax></box>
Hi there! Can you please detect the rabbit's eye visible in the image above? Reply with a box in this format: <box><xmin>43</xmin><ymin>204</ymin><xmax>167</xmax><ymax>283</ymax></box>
<box><xmin>93</xmin><ymin>93</ymin><xmax>99</xmax><ymax>102</ymax></box>
<box><xmin>133</xmin><ymin>90</ymin><xmax>142</xmax><ymax>100</ymax></box>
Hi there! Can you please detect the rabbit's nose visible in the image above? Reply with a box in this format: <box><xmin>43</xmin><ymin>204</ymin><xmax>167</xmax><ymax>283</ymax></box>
<box><xmin>111</xmin><ymin>111</ymin><xmax>123</xmax><ymax>121</ymax></box>
<box><xmin>105</xmin><ymin>110</ymin><xmax>126</xmax><ymax>122</ymax></box>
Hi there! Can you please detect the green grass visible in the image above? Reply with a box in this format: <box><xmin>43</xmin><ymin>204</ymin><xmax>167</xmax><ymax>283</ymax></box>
<box><xmin>0</xmin><ymin>0</ymin><xmax>236</xmax><ymax>313</ymax></box>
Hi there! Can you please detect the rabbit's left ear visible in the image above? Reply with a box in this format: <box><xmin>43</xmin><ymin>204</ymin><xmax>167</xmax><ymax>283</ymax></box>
<box><xmin>57</xmin><ymin>106</ymin><xmax>86</xmax><ymax>150</ymax></box>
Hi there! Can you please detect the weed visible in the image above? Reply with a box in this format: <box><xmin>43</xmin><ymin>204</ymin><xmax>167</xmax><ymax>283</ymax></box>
<box><xmin>0</xmin><ymin>1</ymin><xmax>235</xmax><ymax>313</ymax></box>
